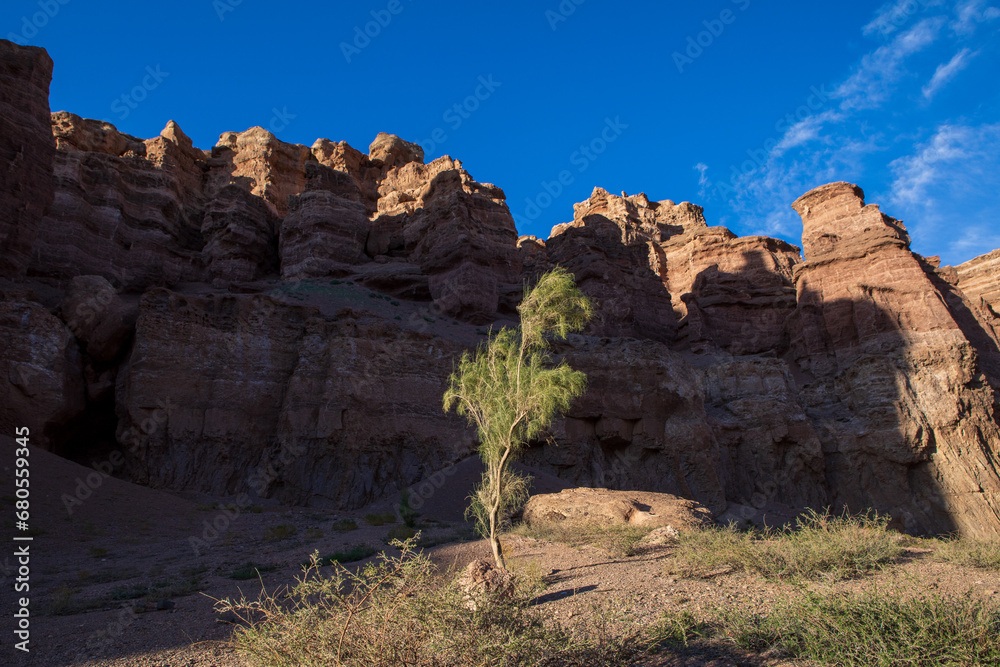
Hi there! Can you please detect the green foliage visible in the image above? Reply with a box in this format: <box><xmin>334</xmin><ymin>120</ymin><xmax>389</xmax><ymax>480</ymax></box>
<box><xmin>385</xmin><ymin>525</ymin><xmax>417</xmax><ymax>543</ymax></box>
<box><xmin>933</xmin><ymin>537</ymin><xmax>1000</xmax><ymax>570</ymax></box>
<box><xmin>670</xmin><ymin>509</ymin><xmax>904</xmax><ymax>581</ymax></box>
<box><xmin>364</xmin><ymin>512</ymin><xmax>396</xmax><ymax>527</ymax></box>
<box><xmin>219</xmin><ymin>537</ymin><xmax>655</xmax><ymax>666</ymax></box>
<box><xmin>444</xmin><ymin>268</ymin><xmax>593</xmax><ymax>568</ymax></box>
<box><xmin>331</xmin><ymin>518</ymin><xmax>358</xmax><ymax>532</ymax></box>
<box><xmin>313</xmin><ymin>545</ymin><xmax>378</xmax><ymax>566</ymax></box>
<box><xmin>397</xmin><ymin>490</ymin><xmax>419</xmax><ymax>528</ymax></box>
<box><xmin>719</xmin><ymin>589</ymin><xmax>1000</xmax><ymax>666</ymax></box>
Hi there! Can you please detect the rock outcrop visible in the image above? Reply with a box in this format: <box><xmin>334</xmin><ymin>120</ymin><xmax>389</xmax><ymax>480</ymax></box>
<box><xmin>0</xmin><ymin>42</ymin><xmax>54</xmax><ymax>278</ymax></box>
<box><xmin>789</xmin><ymin>182</ymin><xmax>1000</xmax><ymax>537</ymax></box>
<box><xmin>956</xmin><ymin>249</ymin><xmax>1000</xmax><ymax>317</ymax></box>
<box><xmin>3</xmin><ymin>41</ymin><xmax>1000</xmax><ymax>537</ymax></box>
<box><xmin>522</xmin><ymin>487</ymin><xmax>715</xmax><ymax>530</ymax></box>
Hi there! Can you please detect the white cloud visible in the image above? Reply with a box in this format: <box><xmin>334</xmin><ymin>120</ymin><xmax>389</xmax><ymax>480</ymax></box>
<box><xmin>773</xmin><ymin>110</ymin><xmax>842</xmax><ymax>156</ymax></box>
<box><xmin>952</xmin><ymin>0</ymin><xmax>1000</xmax><ymax>34</ymax></box>
<box><xmin>835</xmin><ymin>18</ymin><xmax>944</xmax><ymax>110</ymax></box>
<box><xmin>889</xmin><ymin>123</ymin><xmax>1000</xmax><ymax>206</ymax></box>
<box><xmin>948</xmin><ymin>225</ymin><xmax>1000</xmax><ymax>260</ymax></box>
<box><xmin>922</xmin><ymin>48</ymin><xmax>977</xmax><ymax>99</ymax></box>
<box><xmin>888</xmin><ymin>123</ymin><xmax>1000</xmax><ymax>262</ymax></box>
<box><xmin>863</xmin><ymin>0</ymin><xmax>947</xmax><ymax>38</ymax></box>
<box><xmin>694</xmin><ymin>163</ymin><xmax>709</xmax><ymax>197</ymax></box>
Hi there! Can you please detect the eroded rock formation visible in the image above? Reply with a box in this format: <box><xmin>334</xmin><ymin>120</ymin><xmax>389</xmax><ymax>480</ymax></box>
<box><xmin>2</xmin><ymin>40</ymin><xmax>999</xmax><ymax>535</ymax></box>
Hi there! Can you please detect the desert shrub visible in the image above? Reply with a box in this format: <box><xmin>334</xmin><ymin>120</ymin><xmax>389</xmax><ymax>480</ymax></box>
<box><xmin>933</xmin><ymin>537</ymin><xmax>1000</xmax><ymax>570</ymax></box>
<box><xmin>385</xmin><ymin>525</ymin><xmax>417</xmax><ymax>543</ymax></box>
<box><xmin>670</xmin><ymin>509</ymin><xmax>904</xmax><ymax>580</ymax></box>
<box><xmin>363</xmin><ymin>512</ymin><xmax>396</xmax><ymax>526</ymax></box>
<box><xmin>719</xmin><ymin>589</ymin><xmax>1000</xmax><ymax>666</ymax></box>
<box><xmin>219</xmin><ymin>538</ymin><xmax>658</xmax><ymax>666</ymax></box>
<box><xmin>331</xmin><ymin>518</ymin><xmax>358</xmax><ymax>532</ymax></box>
<box><xmin>313</xmin><ymin>545</ymin><xmax>378</xmax><ymax>566</ymax></box>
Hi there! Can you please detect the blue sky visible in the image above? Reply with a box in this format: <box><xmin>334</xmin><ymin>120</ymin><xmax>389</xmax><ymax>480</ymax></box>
<box><xmin>4</xmin><ymin>0</ymin><xmax>998</xmax><ymax>265</ymax></box>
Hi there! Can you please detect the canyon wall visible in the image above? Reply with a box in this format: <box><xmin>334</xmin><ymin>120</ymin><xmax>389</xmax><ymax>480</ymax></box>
<box><xmin>2</xmin><ymin>41</ymin><xmax>999</xmax><ymax>535</ymax></box>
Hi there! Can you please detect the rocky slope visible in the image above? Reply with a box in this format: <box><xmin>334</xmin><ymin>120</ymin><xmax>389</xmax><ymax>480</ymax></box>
<box><xmin>2</xmin><ymin>40</ymin><xmax>999</xmax><ymax>536</ymax></box>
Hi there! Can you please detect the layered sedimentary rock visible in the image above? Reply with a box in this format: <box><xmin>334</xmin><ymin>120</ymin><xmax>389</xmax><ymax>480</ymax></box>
<box><xmin>116</xmin><ymin>290</ymin><xmax>475</xmax><ymax>507</ymax></box>
<box><xmin>789</xmin><ymin>182</ymin><xmax>1000</xmax><ymax>537</ymax></box>
<box><xmin>0</xmin><ymin>41</ymin><xmax>55</xmax><ymax>277</ymax></box>
<box><xmin>370</xmin><ymin>157</ymin><xmax>522</xmax><ymax>321</ymax></box>
<box><xmin>27</xmin><ymin>117</ymin><xmax>208</xmax><ymax>288</ymax></box>
<box><xmin>3</xmin><ymin>41</ymin><xmax>1000</xmax><ymax>537</ymax></box>
<box><xmin>956</xmin><ymin>249</ymin><xmax>1000</xmax><ymax>316</ymax></box>
<box><xmin>206</xmin><ymin>127</ymin><xmax>311</xmax><ymax>217</ymax></box>
<box><xmin>523</xmin><ymin>487</ymin><xmax>715</xmax><ymax>530</ymax></box>
<box><xmin>279</xmin><ymin>163</ymin><xmax>369</xmax><ymax>279</ymax></box>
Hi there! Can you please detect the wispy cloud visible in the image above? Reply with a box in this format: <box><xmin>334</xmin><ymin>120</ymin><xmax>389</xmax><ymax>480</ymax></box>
<box><xmin>948</xmin><ymin>225</ymin><xmax>1000</xmax><ymax>260</ymax></box>
<box><xmin>952</xmin><ymin>0</ymin><xmax>1000</xmax><ymax>34</ymax></box>
<box><xmin>773</xmin><ymin>110</ymin><xmax>842</xmax><ymax>156</ymax></box>
<box><xmin>694</xmin><ymin>162</ymin><xmax>709</xmax><ymax>197</ymax></box>
<box><xmin>889</xmin><ymin>123</ymin><xmax>1000</xmax><ymax>206</ymax></box>
<box><xmin>922</xmin><ymin>47</ymin><xmax>977</xmax><ymax>99</ymax></box>
<box><xmin>835</xmin><ymin>18</ymin><xmax>944</xmax><ymax>110</ymax></box>
<box><xmin>888</xmin><ymin>123</ymin><xmax>1000</xmax><ymax>262</ymax></box>
<box><xmin>863</xmin><ymin>0</ymin><xmax>947</xmax><ymax>38</ymax></box>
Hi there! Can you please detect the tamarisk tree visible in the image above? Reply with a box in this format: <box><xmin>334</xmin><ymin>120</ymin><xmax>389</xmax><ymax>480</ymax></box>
<box><xmin>443</xmin><ymin>268</ymin><xmax>593</xmax><ymax>569</ymax></box>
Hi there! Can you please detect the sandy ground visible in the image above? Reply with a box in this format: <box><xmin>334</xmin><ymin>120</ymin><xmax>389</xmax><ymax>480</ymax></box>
<box><xmin>1</xmin><ymin>442</ymin><xmax>998</xmax><ymax>667</ymax></box>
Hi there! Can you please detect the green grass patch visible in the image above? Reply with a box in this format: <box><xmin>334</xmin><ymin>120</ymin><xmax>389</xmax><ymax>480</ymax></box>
<box><xmin>933</xmin><ymin>537</ymin><xmax>1000</xmax><ymax>570</ymax></box>
<box><xmin>332</xmin><ymin>518</ymin><xmax>358</xmax><ymax>532</ymax></box>
<box><xmin>313</xmin><ymin>545</ymin><xmax>378</xmax><ymax>566</ymax></box>
<box><xmin>364</xmin><ymin>512</ymin><xmax>396</xmax><ymax>527</ymax></box>
<box><xmin>385</xmin><ymin>525</ymin><xmax>417</xmax><ymax>543</ymax></box>
<box><xmin>228</xmin><ymin>562</ymin><xmax>279</xmax><ymax>580</ymax></box>
<box><xmin>511</xmin><ymin>520</ymin><xmax>653</xmax><ymax>558</ymax></box>
<box><xmin>716</xmin><ymin>589</ymin><xmax>1000</xmax><ymax>666</ymax></box>
<box><xmin>669</xmin><ymin>509</ymin><xmax>905</xmax><ymax>580</ymax></box>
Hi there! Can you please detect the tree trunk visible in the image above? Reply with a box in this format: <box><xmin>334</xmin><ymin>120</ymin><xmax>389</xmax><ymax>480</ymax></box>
<box><xmin>488</xmin><ymin>484</ymin><xmax>506</xmax><ymax>570</ymax></box>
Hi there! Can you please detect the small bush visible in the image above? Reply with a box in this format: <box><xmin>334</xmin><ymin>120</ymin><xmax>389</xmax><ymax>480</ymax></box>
<box><xmin>88</xmin><ymin>547</ymin><xmax>109</xmax><ymax>558</ymax></box>
<box><xmin>108</xmin><ymin>583</ymin><xmax>149</xmax><ymax>601</ymax></box>
<box><xmin>219</xmin><ymin>537</ymin><xmax>656</xmax><ymax>666</ymax></box>
<box><xmin>719</xmin><ymin>589</ymin><xmax>1000</xmax><ymax>666</ymax></box>
<box><xmin>364</xmin><ymin>512</ymin><xmax>396</xmax><ymax>527</ymax></box>
<box><xmin>397</xmin><ymin>491</ymin><xmax>419</xmax><ymax>528</ymax></box>
<box><xmin>385</xmin><ymin>525</ymin><xmax>416</xmax><ymax>543</ymax></box>
<box><xmin>315</xmin><ymin>545</ymin><xmax>378</xmax><ymax>566</ymax></box>
<box><xmin>933</xmin><ymin>537</ymin><xmax>1000</xmax><ymax>570</ymax></box>
<box><xmin>263</xmin><ymin>524</ymin><xmax>298</xmax><ymax>542</ymax></box>
<box><xmin>332</xmin><ymin>518</ymin><xmax>358</xmax><ymax>532</ymax></box>
<box><xmin>670</xmin><ymin>509</ymin><xmax>904</xmax><ymax>580</ymax></box>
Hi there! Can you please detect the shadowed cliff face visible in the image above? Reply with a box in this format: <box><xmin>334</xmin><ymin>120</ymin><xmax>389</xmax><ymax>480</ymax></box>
<box><xmin>1</xmin><ymin>41</ymin><xmax>999</xmax><ymax>534</ymax></box>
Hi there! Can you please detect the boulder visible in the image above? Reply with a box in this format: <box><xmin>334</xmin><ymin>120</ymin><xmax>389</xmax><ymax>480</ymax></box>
<box><xmin>522</xmin><ymin>487</ymin><xmax>714</xmax><ymax>530</ymax></box>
